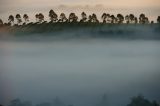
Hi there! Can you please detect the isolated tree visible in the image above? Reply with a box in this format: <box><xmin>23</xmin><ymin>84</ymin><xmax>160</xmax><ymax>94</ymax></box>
<box><xmin>49</xmin><ymin>9</ymin><xmax>58</xmax><ymax>22</ymax></box>
<box><xmin>23</xmin><ymin>14</ymin><xmax>29</xmax><ymax>24</ymax></box>
<box><xmin>59</xmin><ymin>13</ymin><xmax>68</xmax><ymax>22</ymax></box>
<box><xmin>157</xmin><ymin>16</ymin><xmax>160</xmax><ymax>23</ymax></box>
<box><xmin>0</xmin><ymin>19</ymin><xmax>3</xmax><ymax>25</ymax></box>
<box><xmin>117</xmin><ymin>14</ymin><xmax>124</xmax><ymax>23</ymax></box>
<box><xmin>15</xmin><ymin>14</ymin><xmax>22</xmax><ymax>25</ymax></box>
<box><xmin>101</xmin><ymin>13</ymin><xmax>107</xmax><ymax>23</ymax></box>
<box><xmin>8</xmin><ymin>15</ymin><xmax>14</xmax><ymax>25</ymax></box>
<box><xmin>80</xmin><ymin>12</ymin><xmax>87</xmax><ymax>22</ymax></box>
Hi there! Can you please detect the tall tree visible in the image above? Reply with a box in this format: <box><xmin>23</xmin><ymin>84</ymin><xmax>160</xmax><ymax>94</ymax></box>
<box><xmin>68</xmin><ymin>13</ymin><xmax>78</xmax><ymax>22</ymax></box>
<box><xmin>23</xmin><ymin>14</ymin><xmax>29</xmax><ymax>24</ymax></box>
<box><xmin>157</xmin><ymin>16</ymin><xmax>160</xmax><ymax>23</ymax></box>
<box><xmin>8</xmin><ymin>15</ymin><xmax>14</xmax><ymax>25</ymax></box>
<box><xmin>117</xmin><ymin>14</ymin><xmax>124</xmax><ymax>23</ymax></box>
<box><xmin>15</xmin><ymin>14</ymin><xmax>22</xmax><ymax>25</ymax></box>
<box><xmin>101</xmin><ymin>13</ymin><xmax>107</xmax><ymax>23</ymax></box>
<box><xmin>49</xmin><ymin>9</ymin><xmax>58</xmax><ymax>22</ymax></box>
<box><xmin>139</xmin><ymin>14</ymin><xmax>146</xmax><ymax>24</ymax></box>
<box><xmin>92</xmin><ymin>13</ymin><xmax>99</xmax><ymax>23</ymax></box>
<box><xmin>80</xmin><ymin>12</ymin><xmax>87</xmax><ymax>22</ymax></box>
<box><xmin>59</xmin><ymin>13</ymin><xmax>68</xmax><ymax>22</ymax></box>
<box><xmin>0</xmin><ymin>19</ymin><xmax>3</xmax><ymax>25</ymax></box>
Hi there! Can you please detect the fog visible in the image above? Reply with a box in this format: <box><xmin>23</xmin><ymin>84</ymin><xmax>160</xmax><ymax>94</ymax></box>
<box><xmin>0</xmin><ymin>38</ymin><xmax>160</xmax><ymax>106</ymax></box>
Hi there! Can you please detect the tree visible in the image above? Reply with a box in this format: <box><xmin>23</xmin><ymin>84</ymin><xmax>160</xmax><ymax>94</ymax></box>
<box><xmin>88</xmin><ymin>15</ymin><xmax>92</xmax><ymax>22</ymax></box>
<box><xmin>129</xmin><ymin>14</ymin><xmax>137</xmax><ymax>24</ymax></box>
<box><xmin>92</xmin><ymin>13</ymin><xmax>99</xmax><ymax>23</ymax></box>
<box><xmin>80</xmin><ymin>12</ymin><xmax>87</xmax><ymax>22</ymax></box>
<box><xmin>117</xmin><ymin>14</ymin><xmax>124</xmax><ymax>24</ymax></box>
<box><xmin>125</xmin><ymin>15</ymin><xmax>129</xmax><ymax>24</ymax></box>
<box><xmin>59</xmin><ymin>13</ymin><xmax>68</xmax><ymax>22</ymax></box>
<box><xmin>157</xmin><ymin>16</ymin><xmax>160</xmax><ymax>23</ymax></box>
<box><xmin>0</xmin><ymin>19</ymin><xmax>3</xmax><ymax>25</ymax></box>
<box><xmin>35</xmin><ymin>14</ymin><xmax>39</xmax><ymax>22</ymax></box>
<box><xmin>38</xmin><ymin>13</ymin><xmax>44</xmax><ymax>23</ymax></box>
<box><xmin>16</xmin><ymin>14</ymin><xmax>22</xmax><ymax>25</ymax></box>
<box><xmin>8</xmin><ymin>15</ymin><xmax>14</xmax><ymax>25</ymax></box>
<box><xmin>127</xmin><ymin>95</ymin><xmax>160</xmax><ymax>106</ymax></box>
<box><xmin>110</xmin><ymin>15</ymin><xmax>116</xmax><ymax>24</ymax></box>
<box><xmin>139</xmin><ymin>14</ymin><xmax>145</xmax><ymax>24</ymax></box>
<box><xmin>49</xmin><ymin>9</ymin><xmax>58</xmax><ymax>22</ymax></box>
<box><xmin>23</xmin><ymin>14</ymin><xmax>29</xmax><ymax>24</ymax></box>
<box><xmin>101</xmin><ymin>13</ymin><xmax>107</xmax><ymax>23</ymax></box>
<box><xmin>68</xmin><ymin>13</ymin><xmax>78</xmax><ymax>22</ymax></box>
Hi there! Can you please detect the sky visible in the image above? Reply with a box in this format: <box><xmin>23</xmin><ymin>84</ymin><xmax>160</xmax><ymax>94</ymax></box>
<box><xmin>0</xmin><ymin>0</ymin><xmax>160</xmax><ymax>8</ymax></box>
<box><xmin>0</xmin><ymin>0</ymin><xmax>160</xmax><ymax>22</ymax></box>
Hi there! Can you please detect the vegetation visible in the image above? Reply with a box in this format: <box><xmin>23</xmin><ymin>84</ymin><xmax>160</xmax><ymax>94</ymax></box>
<box><xmin>0</xmin><ymin>10</ymin><xmax>160</xmax><ymax>28</ymax></box>
<box><xmin>0</xmin><ymin>94</ymin><xmax>159</xmax><ymax>106</ymax></box>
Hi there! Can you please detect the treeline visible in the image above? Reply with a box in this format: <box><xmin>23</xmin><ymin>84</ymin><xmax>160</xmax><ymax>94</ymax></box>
<box><xmin>0</xmin><ymin>94</ymin><xmax>159</xmax><ymax>106</ymax></box>
<box><xmin>0</xmin><ymin>9</ymin><xmax>160</xmax><ymax>27</ymax></box>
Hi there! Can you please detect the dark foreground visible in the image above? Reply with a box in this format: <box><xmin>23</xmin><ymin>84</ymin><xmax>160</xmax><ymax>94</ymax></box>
<box><xmin>0</xmin><ymin>23</ymin><xmax>160</xmax><ymax>40</ymax></box>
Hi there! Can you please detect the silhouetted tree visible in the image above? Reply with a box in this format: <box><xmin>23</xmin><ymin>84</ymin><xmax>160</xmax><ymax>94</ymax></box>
<box><xmin>59</xmin><ymin>13</ymin><xmax>68</xmax><ymax>22</ymax></box>
<box><xmin>125</xmin><ymin>15</ymin><xmax>129</xmax><ymax>24</ymax></box>
<box><xmin>127</xmin><ymin>95</ymin><xmax>159</xmax><ymax>106</ymax></box>
<box><xmin>101</xmin><ymin>13</ymin><xmax>107</xmax><ymax>23</ymax></box>
<box><xmin>88</xmin><ymin>15</ymin><xmax>92</xmax><ymax>22</ymax></box>
<box><xmin>23</xmin><ymin>14</ymin><xmax>29</xmax><ymax>24</ymax></box>
<box><xmin>38</xmin><ymin>13</ymin><xmax>44</xmax><ymax>23</ymax></box>
<box><xmin>35</xmin><ymin>14</ymin><xmax>39</xmax><ymax>22</ymax></box>
<box><xmin>157</xmin><ymin>16</ymin><xmax>160</xmax><ymax>23</ymax></box>
<box><xmin>49</xmin><ymin>9</ymin><xmax>58</xmax><ymax>22</ymax></box>
<box><xmin>68</xmin><ymin>13</ymin><xmax>78</xmax><ymax>22</ymax></box>
<box><xmin>117</xmin><ymin>14</ymin><xmax>124</xmax><ymax>24</ymax></box>
<box><xmin>92</xmin><ymin>13</ymin><xmax>99</xmax><ymax>23</ymax></box>
<box><xmin>8</xmin><ymin>15</ymin><xmax>14</xmax><ymax>25</ymax></box>
<box><xmin>16</xmin><ymin>14</ymin><xmax>22</xmax><ymax>25</ymax></box>
<box><xmin>110</xmin><ymin>15</ymin><xmax>116</xmax><ymax>24</ymax></box>
<box><xmin>139</xmin><ymin>14</ymin><xmax>146</xmax><ymax>24</ymax></box>
<box><xmin>80</xmin><ymin>12</ymin><xmax>87</xmax><ymax>22</ymax></box>
<box><xmin>0</xmin><ymin>19</ymin><xmax>3</xmax><ymax>26</ymax></box>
